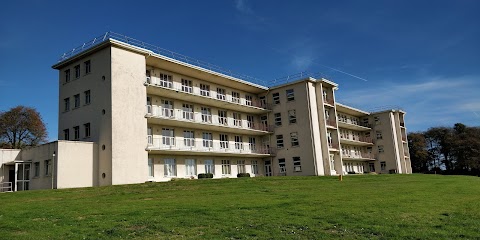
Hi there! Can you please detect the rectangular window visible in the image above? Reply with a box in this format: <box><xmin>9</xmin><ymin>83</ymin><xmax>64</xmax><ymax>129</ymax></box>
<box><xmin>276</xmin><ymin>135</ymin><xmax>284</xmax><ymax>148</ymax></box>
<box><xmin>182</xmin><ymin>104</ymin><xmax>194</xmax><ymax>120</ymax></box>
<box><xmin>288</xmin><ymin>110</ymin><xmax>296</xmax><ymax>124</ymax></box>
<box><xmin>159</xmin><ymin>73</ymin><xmax>173</xmax><ymax>88</ymax></box>
<box><xmin>63</xmin><ymin>129</ymin><xmax>69</xmax><ymax>140</ymax></box>
<box><xmin>64</xmin><ymin>98</ymin><xmax>70</xmax><ymax>112</ymax></box>
<box><xmin>34</xmin><ymin>162</ymin><xmax>40</xmax><ymax>177</ymax></box>
<box><xmin>218</xmin><ymin>110</ymin><xmax>228</xmax><ymax>125</ymax></box>
<box><xmin>381</xmin><ymin>161</ymin><xmax>386</xmax><ymax>171</ymax></box>
<box><xmin>246</xmin><ymin>115</ymin><xmax>254</xmax><ymax>128</ymax></box>
<box><xmin>374</xmin><ymin>116</ymin><xmax>380</xmax><ymax>125</ymax></box>
<box><xmin>164</xmin><ymin>159</ymin><xmax>176</xmax><ymax>177</ymax></box>
<box><xmin>221</xmin><ymin>160</ymin><xmax>231</xmax><ymax>175</ymax></box>
<box><xmin>202</xmin><ymin>132</ymin><xmax>213</xmax><ymax>148</ymax></box>
<box><xmin>272</xmin><ymin>92</ymin><xmax>280</xmax><ymax>104</ymax></box>
<box><xmin>245</xmin><ymin>95</ymin><xmax>252</xmax><ymax>106</ymax></box>
<box><xmin>74</xmin><ymin>65</ymin><xmax>80</xmax><ymax>78</ymax></box>
<box><xmin>161</xmin><ymin>99</ymin><xmax>174</xmax><ymax>117</ymax></box>
<box><xmin>237</xmin><ymin>160</ymin><xmax>246</xmax><ymax>173</ymax></box>
<box><xmin>231</xmin><ymin>91</ymin><xmax>240</xmax><ymax>103</ymax></box>
<box><xmin>84</xmin><ymin>60</ymin><xmax>91</xmax><ymax>74</ymax></box>
<box><xmin>217</xmin><ymin>88</ymin><xmax>226</xmax><ymax>100</ymax></box>
<box><xmin>148</xmin><ymin>158</ymin><xmax>154</xmax><ymax>177</ymax></box>
<box><xmin>84</xmin><ymin>123</ymin><xmax>90</xmax><ymax>138</ymax></box>
<box><xmin>278</xmin><ymin>158</ymin><xmax>286</xmax><ymax>173</ymax></box>
<box><xmin>200</xmin><ymin>84</ymin><xmax>210</xmax><ymax>97</ymax></box>
<box><xmin>220</xmin><ymin>134</ymin><xmax>229</xmax><ymax>149</ymax></box>
<box><xmin>201</xmin><ymin>107</ymin><xmax>212</xmax><ymax>123</ymax></box>
<box><xmin>205</xmin><ymin>160</ymin><xmax>215</xmax><ymax>174</ymax></box>
<box><xmin>185</xmin><ymin>159</ymin><xmax>196</xmax><ymax>176</ymax></box>
<box><xmin>260</xmin><ymin>96</ymin><xmax>266</xmax><ymax>108</ymax></box>
<box><xmin>274</xmin><ymin>113</ymin><xmax>282</xmax><ymax>126</ymax></box>
<box><xmin>84</xmin><ymin>90</ymin><xmax>91</xmax><ymax>105</ymax></box>
<box><xmin>369</xmin><ymin>162</ymin><xmax>375</xmax><ymax>172</ymax></box>
<box><xmin>162</xmin><ymin>128</ymin><xmax>175</xmax><ymax>146</ymax></box>
<box><xmin>45</xmin><ymin>160</ymin><xmax>51</xmax><ymax>176</ymax></box>
<box><xmin>233</xmin><ymin>112</ymin><xmax>242</xmax><ymax>127</ymax></box>
<box><xmin>378</xmin><ymin>145</ymin><xmax>384</xmax><ymax>153</ymax></box>
<box><xmin>234</xmin><ymin>136</ymin><xmax>243</xmax><ymax>150</ymax></box>
<box><xmin>248</xmin><ymin>137</ymin><xmax>256</xmax><ymax>151</ymax></box>
<box><xmin>286</xmin><ymin>89</ymin><xmax>295</xmax><ymax>101</ymax></box>
<box><xmin>376</xmin><ymin>131</ymin><xmax>383</xmax><ymax>140</ymax></box>
<box><xmin>290</xmin><ymin>132</ymin><xmax>299</xmax><ymax>147</ymax></box>
<box><xmin>181</xmin><ymin>79</ymin><xmax>193</xmax><ymax>93</ymax></box>
<box><xmin>251</xmin><ymin>160</ymin><xmax>259</xmax><ymax>174</ymax></box>
<box><xmin>74</xmin><ymin>94</ymin><xmax>80</xmax><ymax>108</ymax></box>
<box><xmin>65</xmin><ymin>69</ymin><xmax>70</xmax><ymax>83</ymax></box>
<box><xmin>183</xmin><ymin>130</ymin><xmax>195</xmax><ymax>147</ymax></box>
<box><xmin>293</xmin><ymin>157</ymin><xmax>301</xmax><ymax>172</ymax></box>
<box><xmin>73</xmin><ymin>126</ymin><xmax>80</xmax><ymax>140</ymax></box>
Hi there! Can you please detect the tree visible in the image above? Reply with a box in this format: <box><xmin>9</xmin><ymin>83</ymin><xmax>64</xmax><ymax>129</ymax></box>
<box><xmin>0</xmin><ymin>106</ymin><xmax>47</xmax><ymax>149</ymax></box>
<box><xmin>407</xmin><ymin>132</ymin><xmax>430</xmax><ymax>172</ymax></box>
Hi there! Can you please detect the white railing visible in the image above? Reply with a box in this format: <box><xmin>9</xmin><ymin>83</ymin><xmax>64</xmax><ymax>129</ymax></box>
<box><xmin>342</xmin><ymin>152</ymin><xmax>375</xmax><ymax>159</ymax></box>
<box><xmin>0</xmin><ymin>182</ymin><xmax>13</xmax><ymax>192</ymax></box>
<box><xmin>340</xmin><ymin>136</ymin><xmax>374</xmax><ymax>144</ymax></box>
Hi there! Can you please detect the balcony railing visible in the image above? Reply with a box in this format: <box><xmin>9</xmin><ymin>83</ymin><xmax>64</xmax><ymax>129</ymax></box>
<box><xmin>326</xmin><ymin>119</ymin><xmax>337</xmax><ymax>128</ymax></box>
<box><xmin>146</xmin><ymin>105</ymin><xmax>274</xmax><ymax>132</ymax></box>
<box><xmin>145</xmin><ymin>77</ymin><xmax>271</xmax><ymax>110</ymax></box>
<box><xmin>400</xmin><ymin>122</ymin><xmax>405</xmax><ymax>127</ymax></box>
<box><xmin>342</xmin><ymin>152</ymin><xmax>375</xmax><ymax>160</ymax></box>
<box><xmin>0</xmin><ymin>182</ymin><xmax>12</xmax><ymax>192</ymax></box>
<box><xmin>324</xmin><ymin>98</ymin><xmax>334</xmax><ymax>105</ymax></box>
<box><xmin>328</xmin><ymin>142</ymin><xmax>339</xmax><ymax>149</ymax></box>
<box><xmin>340</xmin><ymin>136</ymin><xmax>374</xmax><ymax>144</ymax></box>
<box><xmin>147</xmin><ymin>137</ymin><xmax>275</xmax><ymax>155</ymax></box>
<box><xmin>402</xmin><ymin>136</ymin><xmax>407</xmax><ymax>141</ymax></box>
<box><xmin>338</xmin><ymin>119</ymin><xmax>372</xmax><ymax>128</ymax></box>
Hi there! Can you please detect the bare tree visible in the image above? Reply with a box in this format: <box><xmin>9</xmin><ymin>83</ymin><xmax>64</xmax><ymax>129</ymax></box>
<box><xmin>0</xmin><ymin>106</ymin><xmax>48</xmax><ymax>149</ymax></box>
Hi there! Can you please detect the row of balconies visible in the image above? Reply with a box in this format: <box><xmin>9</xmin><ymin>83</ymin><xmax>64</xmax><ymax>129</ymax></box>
<box><xmin>146</xmin><ymin>136</ymin><xmax>275</xmax><ymax>156</ymax></box>
<box><xmin>145</xmin><ymin>77</ymin><xmax>271</xmax><ymax>110</ymax></box>
<box><xmin>146</xmin><ymin>105</ymin><xmax>274</xmax><ymax>133</ymax></box>
<box><xmin>340</xmin><ymin>136</ymin><xmax>374</xmax><ymax>144</ymax></box>
<box><xmin>342</xmin><ymin>152</ymin><xmax>375</xmax><ymax>160</ymax></box>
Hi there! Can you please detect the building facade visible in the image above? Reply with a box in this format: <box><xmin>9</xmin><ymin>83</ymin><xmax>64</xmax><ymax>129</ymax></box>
<box><xmin>0</xmin><ymin>33</ymin><xmax>411</xmax><ymax>191</ymax></box>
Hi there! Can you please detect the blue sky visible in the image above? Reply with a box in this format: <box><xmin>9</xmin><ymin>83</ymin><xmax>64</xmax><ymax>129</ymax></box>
<box><xmin>1</xmin><ymin>0</ymin><xmax>479</xmax><ymax>140</ymax></box>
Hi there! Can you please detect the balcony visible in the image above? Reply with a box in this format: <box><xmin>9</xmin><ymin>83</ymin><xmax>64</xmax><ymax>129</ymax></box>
<box><xmin>400</xmin><ymin>122</ymin><xmax>405</xmax><ymax>128</ymax></box>
<box><xmin>342</xmin><ymin>152</ymin><xmax>375</xmax><ymax>161</ymax></box>
<box><xmin>337</xmin><ymin>119</ymin><xmax>371</xmax><ymax>131</ymax></box>
<box><xmin>326</xmin><ymin>119</ymin><xmax>337</xmax><ymax>129</ymax></box>
<box><xmin>146</xmin><ymin>105</ymin><xmax>273</xmax><ymax>136</ymax></box>
<box><xmin>340</xmin><ymin>136</ymin><xmax>374</xmax><ymax>146</ymax></box>
<box><xmin>328</xmin><ymin>142</ymin><xmax>340</xmax><ymax>151</ymax></box>
<box><xmin>324</xmin><ymin>98</ymin><xmax>334</xmax><ymax>106</ymax></box>
<box><xmin>145</xmin><ymin>77</ymin><xmax>271</xmax><ymax>114</ymax></box>
<box><xmin>146</xmin><ymin>137</ymin><xmax>275</xmax><ymax>157</ymax></box>
<box><xmin>401</xmin><ymin>136</ymin><xmax>407</xmax><ymax>142</ymax></box>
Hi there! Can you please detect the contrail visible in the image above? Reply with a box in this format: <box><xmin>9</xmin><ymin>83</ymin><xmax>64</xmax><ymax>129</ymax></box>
<box><xmin>314</xmin><ymin>62</ymin><xmax>369</xmax><ymax>82</ymax></box>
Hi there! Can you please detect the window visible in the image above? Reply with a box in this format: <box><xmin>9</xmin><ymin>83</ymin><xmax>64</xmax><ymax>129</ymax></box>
<box><xmin>288</xmin><ymin>110</ymin><xmax>296</xmax><ymax>124</ymax></box>
<box><xmin>164</xmin><ymin>159</ymin><xmax>176</xmax><ymax>177</ymax></box>
<box><xmin>34</xmin><ymin>162</ymin><xmax>40</xmax><ymax>177</ymax></box>
<box><xmin>278</xmin><ymin>158</ymin><xmax>286</xmax><ymax>173</ymax></box>
<box><xmin>202</xmin><ymin>132</ymin><xmax>213</xmax><ymax>148</ymax></box>
<box><xmin>248</xmin><ymin>137</ymin><xmax>256</xmax><ymax>151</ymax></box>
<box><xmin>260</xmin><ymin>115</ymin><xmax>268</xmax><ymax>130</ymax></box>
<box><xmin>272</xmin><ymin>92</ymin><xmax>280</xmax><ymax>104</ymax></box>
<box><xmin>84</xmin><ymin>60</ymin><xmax>91</xmax><ymax>74</ymax></box>
<box><xmin>185</xmin><ymin>159</ymin><xmax>196</xmax><ymax>176</ymax></box>
<box><xmin>148</xmin><ymin>158</ymin><xmax>154</xmax><ymax>177</ymax></box>
<box><xmin>369</xmin><ymin>162</ymin><xmax>375</xmax><ymax>172</ymax></box>
<box><xmin>84</xmin><ymin>90</ymin><xmax>91</xmax><ymax>105</ymax></box>
<box><xmin>74</xmin><ymin>65</ymin><xmax>80</xmax><ymax>78</ymax></box>
<box><xmin>380</xmin><ymin>161</ymin><xmax>386</xmax><ymax>171</ymax></box>
<box><xmin>159</xmin><ymin>73</ymin><xmax>173</xmax><ymax>88</ymax></box>
<box><xmin>74</xmin><ymin>94</ymin><xmax>80</xmax><ymax>108</ymax></box>
<box><xmin>323</xmin><ymin>89</ymin><xmax>327</xmax><ymax>100</ymax></box>
<box><xmin>286</xmin><ymin>89</ymin><xmax>294</xmax><ymax>101</ymax></box>
<box><xmin>251</xmin><ymin>160</ymin><xmax>259</xmax><ymax>174</ymax></box>
<box><xmin>65</xmin><ymin>69</ymin><xmax>70</xmax><ymax>83</ymax></box>
<box><xmin>234</xmin><ymin>136</ymin><xmax>243</xmax><ymax>150</ymax></box>
<box><xmin>260</xmin><ymin>96</ymin><xmax>266</xmax><ymax>108</ymax></box>
<box><xmin>201</xmin><ymin>107</ymin><xmax>212</xmax><ymax>123</ymax></box>
<box><xmin>274</xmin><ymin>113</ymin><xmax>282</xmax><ymax>126</ymax></box>
<box><xmin>200</xmin><ymin>84</ymin><xmax>210</xmax><ymax>97</ymax></box>
<box><xmin>231</xmin><ymin>91</ymin><xmax>240</xmax><ymax>103</ymax></box>
<box><xmin>205</xmin><ymin>160</ymin><xmax>215</xmax><ymax>174</ymax></box>
<box><xmin>246</xmin><ymin>115</ymin><xmax>254</xmax><ymax>128</ymax></box>
<box><xmin>181</xmin><ymin>79</ymin><xmax>193</xmax><ymax>93</ymax></box>
<box><xmin>64</xmin><ymin>98</ymin><xmax>70</xmax><ymax>112</ymax></box>
<box><xmin>233</xmin><ymin>112</ymin><xmax>242</xmax><ymax>127</ymax></box>
<box><xmin>329</xmin><ymin>154</ymin><xmax>335</xmax><ymax>171</ymax></box>
<box><xmin>237</xmin><ymin>160</ymin><xmax>246</xmax><ymax>173</ymax></box>
<box><xmin>161</xmin><ymin>99</ymin><xmax>174</xmax><ymax>117</ymax></box>
<box><xmin>290</xmin><ymin>132</ymin><xmax>299</xmax><ymax>147</ymax></box>
<box><xmin>363</xmin><ymin>118</ymin><xmax>369</xmax><ymax>126</ymax></box>
<box><xmin>182</xmin><ymin>104</ymin><xmax>194</xmax><ymax>120</ymax></box>
<box><xmin>162</xmin><ymin>128</ymin><xmax>175</xmax><ymax>146</ymax></box>
<box><xmin>184</xmin><ymin>130</ymin><xmax>195</xmax><ymax>147</ymax></box>
<box><xmin>374</xmin><ymin>116</ymin><xmax>380</xmax><ymax>125</ymax></box>
<box><xmin>378</xmin><ymin>145</ymin><xmax>384</xmax><ymax>153</ymax></box>
<box><xmin>218</xmin><ymin>110</ymin><xmax>228</xmax><ymax>125</ymax></box>
<box><xmin>45</xmin><ymin>160</ymin><xmax>51</xmax><ymax>176</ymax></box>
<box><xmin>220</xmin><ymin>134</ymin><xmax>229</xmax><ymax>149</ymax></box>
<box><xmin>84</xmin><ymin>123</ymin><xmax>91</xmax><ymax>138</ymax></box>
<box><xmin>217</xmin><ymin>88</ymin><xmax>226</xmax><ymax>100</ymax></box>
<box><xmin>276</xmin><ymin>135</ymin><xmax>284</xmax><ymax>148</ymax></box>
<box><xmin>63</xmin><ymin>129</ymin><xmax>70</xmax><ymax>140</ymax></box>
<box><xmin>74</xmin><ymin>126</ymin><xmax>80</xmax><ymax>140</ymax></box>
<box><xmin>221</xmin><ymin>160</ymin><xmax>231</xmax><ymax>175</ymax></box>
<box><xmin>293</xmin><ymin>157</ymin><xmax>301</xmax><ymax>172</ymax></box>
<box><xmin>376</xmin><ymin>131</ymin><xmax>383</xmax><ymax>140</ymax></box>
<box><xmin>245</xmin><ymin>95</ymin><xmax>252</xmax><ymax>106</ymax></box>
<box><xmin>147</xmin><ymin>127</ymin><xmax>153</xmax><ymax>145</ymax></box>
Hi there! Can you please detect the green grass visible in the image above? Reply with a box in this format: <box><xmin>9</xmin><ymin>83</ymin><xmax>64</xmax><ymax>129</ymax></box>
<box><xmin>1</xmin><ymin>174</ymin><xmax>479</xmax><ymax>239</ymax></box>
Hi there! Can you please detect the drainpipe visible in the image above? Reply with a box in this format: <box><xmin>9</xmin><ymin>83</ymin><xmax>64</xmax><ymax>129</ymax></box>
<box><xmin>52</xmin><ymin>152</ymin><xmax>55</xmax><ymax>189</ymax></box>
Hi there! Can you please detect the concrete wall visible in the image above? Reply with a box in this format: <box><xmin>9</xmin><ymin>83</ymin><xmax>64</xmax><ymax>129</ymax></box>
<box><xmin>0</xmin><ymin>149</ymin><xmax>21</xmax><ymax>184</ymax></box>
<box><xmin>56</xmin><ymin>141</ymin><xmax>98</xmax><ymax>189</ymax></box>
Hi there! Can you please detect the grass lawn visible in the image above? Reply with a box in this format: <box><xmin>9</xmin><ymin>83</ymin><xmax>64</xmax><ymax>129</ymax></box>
<box><xmin>1</xmin><ymin>174</ymin><xmax>479</xmax><ymax>239</ymax></box>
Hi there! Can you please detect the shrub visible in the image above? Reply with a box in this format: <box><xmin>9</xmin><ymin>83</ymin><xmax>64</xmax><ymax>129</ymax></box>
<box><xmin>198</xmin><ymin>173</ymin><xmax>214</xmax><ymax>179</ymax></box>
<box><xmin>237</xmin><ymin>173</ymin><xmax>250</xmax><ymax>178</ymax></box>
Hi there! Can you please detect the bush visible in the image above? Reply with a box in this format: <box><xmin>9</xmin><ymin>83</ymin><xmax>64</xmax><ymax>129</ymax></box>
<box><xmin>237</xmin><ymin>173</ymin><xmax>250</xmax><ymax>178</ymax></box>
<box><xmin>198</xmin><ymin>173</ymin><xmax>214</xmax><ymax>179</ymax></box>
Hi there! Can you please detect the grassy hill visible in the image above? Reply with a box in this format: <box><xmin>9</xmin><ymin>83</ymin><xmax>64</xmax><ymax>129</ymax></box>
<box><xmin>1</xmin><ymin>174</ymin><xmax>479</xmax><ymax>239</ymax></box>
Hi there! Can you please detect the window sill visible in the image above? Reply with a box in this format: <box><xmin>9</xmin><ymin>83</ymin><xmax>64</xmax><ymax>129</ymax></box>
<box><xmin>291</xmin><ymin>145</ymin><xmax>300</xmax><ymax>148</ymax></box>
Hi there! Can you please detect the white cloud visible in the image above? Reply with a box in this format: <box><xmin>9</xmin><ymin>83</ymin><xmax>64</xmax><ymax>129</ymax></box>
<box><xmin>235</xmin><ymin>0</ymin><xmax>253</xmax><ymax>15</ymax></box>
